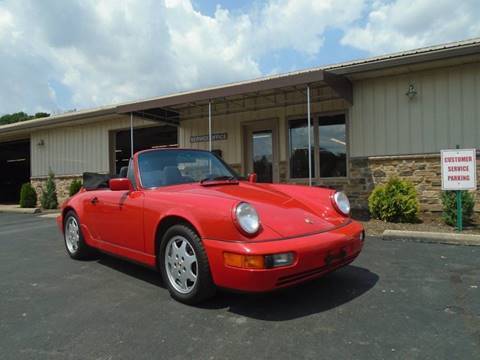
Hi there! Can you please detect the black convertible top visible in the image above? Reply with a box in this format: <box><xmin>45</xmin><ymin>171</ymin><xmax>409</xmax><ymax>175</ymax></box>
<box><xmin>82</xmin><ymin>172</ymin><xmax>111</xmax><ymax>190</ymax></box>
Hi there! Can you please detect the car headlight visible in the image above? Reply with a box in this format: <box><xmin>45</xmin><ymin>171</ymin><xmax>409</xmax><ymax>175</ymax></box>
<box><xmin>332</xmin><ymin>191</ymin><xmax>350</xmax><ymax>216</ymax></box>
<box><xmin>234</xmin><ymin>202</ymin><xmax>260</xmax><ymax>235</ymax></box>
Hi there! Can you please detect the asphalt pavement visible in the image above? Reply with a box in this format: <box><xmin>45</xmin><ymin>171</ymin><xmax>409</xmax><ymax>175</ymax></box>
<box><xmin>0</xmin><ymin>213</ymin><xmax>479</xmax><ymax>360</ymax></box>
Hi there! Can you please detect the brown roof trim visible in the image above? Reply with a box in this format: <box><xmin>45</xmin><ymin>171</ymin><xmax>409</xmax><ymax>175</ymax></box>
<box><xmin>116</xmin><ymin>39</ymin><xmax>479</xmax><ymax>114</ymax></box>
<box><xmin>328</xmin><ymin>38</ymin><xmax>480</xmax><ymax>75</ymax></box>
<box><xmin>116</xmin><ymin>69</ymin><xmax>327</xmax><ymax>113</ymax></box>
<box><xmin>0</xmin><ymin>107</ymin><xmax>116</xmax><ymax>135</ymax></box>
<box><xmin>1</xmin><ymin>38</ymin><xmax>478</xmax><ymax>137</ymax></box>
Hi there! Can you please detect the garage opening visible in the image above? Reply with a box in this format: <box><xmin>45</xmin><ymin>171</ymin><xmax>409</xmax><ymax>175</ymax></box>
<box><xmin>0</xmin><ymin>139</ymin><xmax>31</xmax><ymax>204</ymax></box>
<box><xmin>111</xmin><ymin>125</ymin><xmax>177</xmax><ymax>174</ymax></box>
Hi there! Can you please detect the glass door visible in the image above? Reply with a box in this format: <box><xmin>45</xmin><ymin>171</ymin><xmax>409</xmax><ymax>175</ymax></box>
<box><xmin>244</xmin><ymin>119</ymin><xmax>278</xmax><ymax>183</ymax></box>
<box><xmin>252</xmin><ymin>130</ymin><xmax>273</xmax><ymax>182</ymax></box>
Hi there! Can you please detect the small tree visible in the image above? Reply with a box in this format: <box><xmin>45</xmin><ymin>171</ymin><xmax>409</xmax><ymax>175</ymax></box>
<box><xmin>41</xmin><ymin>171</ymin><xmax>58</xmax><ymax>209</ymax></box>
<box><xmin>19</xmin><ymin>183</ymin><xmax>37</xmax><ymax>208</ymax></box>
<box><xmin>69</xmin><ymin>179</ymin><xmax>83</xmax><ymax>197</ymax></box>
<box><xmin>368</xmin><ymin>177</ymin><xmax>419</xmax><ymax>223</ymax></box>
<box><xmin>441</xmin><ymin>191</ymin><xmax>475</xmax><ymax>227</ymax></box>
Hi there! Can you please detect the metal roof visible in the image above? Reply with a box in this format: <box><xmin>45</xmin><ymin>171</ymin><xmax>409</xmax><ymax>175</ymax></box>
<box><xmin>325</xmin><ymin>37</ymin><xmax>480</xmax><ymax>74</ymax></box>
<box><xmin>116</xmin><ymin>37</ymin><xmax>480</xmax><ymax>114</ymax></box>
<box><xmin>1</xmin><ymin>37</ymin><xmax>479</xmax><ymax>135</ymax></box>
<box><xmin>0</xmin><ymin>105</ymin><xmax>117</xmax><ymax>136</ymax></box>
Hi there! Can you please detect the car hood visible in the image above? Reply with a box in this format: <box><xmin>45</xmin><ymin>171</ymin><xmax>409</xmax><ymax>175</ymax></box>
<box><xmin>161</xmin><ymin>182</ymin><xmax>348</xmax><ymax>238</ymax></box>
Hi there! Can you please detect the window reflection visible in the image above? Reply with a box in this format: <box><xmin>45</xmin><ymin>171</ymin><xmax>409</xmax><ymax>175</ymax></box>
<box><xmin>319</xmin><ymin>115</ymin><xmax>346</xmax><ymax>177</ymax></box>
<box><xmin>289</xmin><ymin>119</ymin><xmax>314</xmax><ymax>178</ymax></box>
<box><xmin>252</xmin><ymin>131</ymin><xmax>273</xmax><ymax>183</ymax></box>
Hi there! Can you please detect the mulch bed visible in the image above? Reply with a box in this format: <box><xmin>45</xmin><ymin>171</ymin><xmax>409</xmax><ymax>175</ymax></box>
<box><xmin>351</xmin><ymin>210</ymin><xmax>480</xmax><ymax>236</ymax></box>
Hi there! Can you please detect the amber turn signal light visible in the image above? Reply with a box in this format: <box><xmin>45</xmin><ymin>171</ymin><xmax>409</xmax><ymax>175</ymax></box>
<box><xmin>223</xmin><ymin>252</ymin><xmax>265</xmax><ymax>269</ymax></box>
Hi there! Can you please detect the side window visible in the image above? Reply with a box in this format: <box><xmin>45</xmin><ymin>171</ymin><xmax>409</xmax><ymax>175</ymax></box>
<box><xmin>288</xmin><ymin>119</ymin><xmax>314</xmax><ymax>178</ymax></box>
<box><xmin>318</xmin><ymin>114</ymin><xmax>347</xmax><ymax>178</ymax></box>
<box><xmin>127</xmin><ymin>159</ymin><xmax>137</xmax><ymax>189</ymax></box>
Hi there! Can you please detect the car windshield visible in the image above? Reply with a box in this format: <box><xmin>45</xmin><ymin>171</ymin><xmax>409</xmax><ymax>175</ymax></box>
<box><xmin>138</xmin><ymin>149</ymin><xmax>238</xmax><ymax>188</ymax></box>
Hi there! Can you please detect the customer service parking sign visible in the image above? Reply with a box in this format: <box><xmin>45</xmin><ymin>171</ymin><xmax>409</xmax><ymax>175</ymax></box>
<box><xmin>441</xmin><ymin>148</ymin><xmax>477</xmax><ymax>190</ymax></box>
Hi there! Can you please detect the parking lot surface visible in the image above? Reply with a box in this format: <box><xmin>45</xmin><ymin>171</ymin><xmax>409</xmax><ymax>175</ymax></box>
<box><xmin>0</xmin><ymin>213</ymin><xmax>479</xmax><ymax>360</ymax></box>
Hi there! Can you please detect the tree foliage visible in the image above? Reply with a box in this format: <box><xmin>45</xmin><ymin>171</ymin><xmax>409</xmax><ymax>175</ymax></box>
<box><xmin>69</xmin><ymin>179</ymin><xmax>83</xmax><ymax>197</ymax></box>
<box><xmin>0</xmin><ymin>112</ymin><xmax>49</xmax><ymax>126</ymax></box>
<box><xmin>368</xmin><ymin>177</ymin><xmax>419</xmax><ymax>223</ymax></box>
<box><xmin>441</xmin><ymin>191</ymin><xmax>475</xmax><ymax>227</ymax></box>
<box><xmin>19</xmin><ymin>183</ymin><xmax>37</xmax><ymax>208</ymax></box>
<box><xmin>41</xmin><ymin>172</ymin><xmax>58</xmax><ymax>210</ymax></box>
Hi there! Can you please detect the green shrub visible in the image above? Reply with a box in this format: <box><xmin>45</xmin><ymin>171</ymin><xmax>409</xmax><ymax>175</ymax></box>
<box><xmin>41</xmin><ymin>171</ymin><xmax>58</xmax><ymax>209</ymax></box>
<box><xmin>441</xmin><ymin>190</ymin><xmax>475</xmax><ymax>227</ymax></box>
<box><xmin>19</xmin><ymin>183</ymin><xmax>37</xmax><ymax>208</ymax></box>
<box><xmin>368</xmin><ymin>177</ymin><xmax>419</xmax><ymax>223</ymax></box>
<box><xmin>69</xmin><ymin>179</ymin><xmax>83</xmax><ymax>197</ymax></box>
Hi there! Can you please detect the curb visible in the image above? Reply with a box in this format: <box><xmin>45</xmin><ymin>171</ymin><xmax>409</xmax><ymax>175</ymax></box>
<box><xmin>0</xmin><ymin>207</ymin><xmax>41</xmax><ymax>214</ymax></box>
<box><xmin>382</xmin><ymin>230</ymin><xmax>480</xmax><ymax>246</ymax></box>
<box><xmin>40</xmin><ymin>209</ymin><xmax>61</xmax><ymax>214</ymax></box>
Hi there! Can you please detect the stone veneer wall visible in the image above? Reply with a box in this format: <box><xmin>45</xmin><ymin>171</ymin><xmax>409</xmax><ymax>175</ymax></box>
<box><xmin>317</xmin><ymin>154</ymin><xmax>479</xmax><ymax>212</ymax></box>
<box><xmin>31</xmin><ymin>175</ymin><xmax>83</xmax><ymax>208</ymax></box>
<box><xmin>30</xmin><ymin>154</ymin><xmax>478</xmax><ymax>212</ymax></box>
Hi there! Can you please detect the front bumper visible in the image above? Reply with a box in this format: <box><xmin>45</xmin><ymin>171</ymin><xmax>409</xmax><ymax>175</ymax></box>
<box><xmin>203</xmin><ymin>220</ymin><xmax>364</xmax><ymax>292</ymax></box>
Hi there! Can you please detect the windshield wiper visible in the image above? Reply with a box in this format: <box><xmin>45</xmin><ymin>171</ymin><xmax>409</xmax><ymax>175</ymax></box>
<box><xmin>200</xmin><ymin>175</ymin><xmax>237</xmax><ymax>184</ymax></box>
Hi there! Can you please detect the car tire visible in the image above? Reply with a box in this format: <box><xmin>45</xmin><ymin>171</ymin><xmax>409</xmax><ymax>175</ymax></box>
<box><xmin>159</xmin><ymin>224</ymin><xmax>216</xmax><ymax>304</ymax></box>
<box><xmin>63</xmin><ymin>211</ymin><xmax>94</xmax><ymax>260</ymax></box>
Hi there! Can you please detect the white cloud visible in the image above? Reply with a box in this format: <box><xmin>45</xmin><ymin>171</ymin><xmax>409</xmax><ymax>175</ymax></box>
<box><xmin>342</xmin><ymin>0</ymin><xmax>480</xmax><ymax>54</ymax></box>
<box><xmin>0</xmin><ymin>0</ymin><xmax>364</xmax><ymax>114</ymax></box>
<box><xmin>1</xmin><ymin>0</ymin><xmax>478</xmax><ymax>115</ymax></box>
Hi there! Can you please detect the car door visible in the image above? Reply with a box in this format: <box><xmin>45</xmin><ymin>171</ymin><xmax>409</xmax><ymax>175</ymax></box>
<box><xmin>93</xmin><ymin>189</ymin><xmax>145</xmax><ymax>252</ymax></box>
<box><xmin>82</xmin><ymin>189</ymin><xmax>107</xmax><ymax>242</ymax></box>
<box><xmin>87</xmin><ymin>161</ymin><xmax>145</xmax><ymax>252</ymax></box>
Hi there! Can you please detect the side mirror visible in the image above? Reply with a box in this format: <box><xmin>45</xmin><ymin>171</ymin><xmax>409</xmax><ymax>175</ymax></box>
<box><xmin>247</xmin><ymin>173</ymin><xmax>257</xmax><ymax>183</ymax></box>
<box><xmin>109</xmin><ymin>178</ymin><xmax>133</xmax><ymax>191</ymax></box>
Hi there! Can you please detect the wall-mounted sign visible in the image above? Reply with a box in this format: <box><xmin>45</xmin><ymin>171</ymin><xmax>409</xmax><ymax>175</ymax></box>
<box><xmin>190</xmin><ymin>132</ymin><xmax>228</xmax><ymax>143</ymax></box>
<box><xmin>441</xmin><ymin>148</ymin><xmax>477</xmax><ymax>190</ymax></box>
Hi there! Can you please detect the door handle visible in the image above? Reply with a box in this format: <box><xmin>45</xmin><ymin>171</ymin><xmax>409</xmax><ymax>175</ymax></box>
<box><xmin>90</xmin><ymin>197</ymin><xmax>99</xmax><ymax>205</ymax></box>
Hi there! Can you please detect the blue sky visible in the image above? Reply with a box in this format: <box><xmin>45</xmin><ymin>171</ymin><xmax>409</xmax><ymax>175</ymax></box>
<box><xmin>192</xmin><ymin>0</ymin><xmax>250</xmax><ymax>16</ymax></box>
<box><xmin>0</xmin><ymin>0</ymin><xmax>479</xmax><ymax>115</ymax></box>
<box><xmin>191</xmin><ymin>0</ymin><xmax>370</xmax><ymax>71</ymax></box>
<box><xmin>188</xmin><ymin>0</ymin><xmax>371</xmax><ymax>72</ymax></box>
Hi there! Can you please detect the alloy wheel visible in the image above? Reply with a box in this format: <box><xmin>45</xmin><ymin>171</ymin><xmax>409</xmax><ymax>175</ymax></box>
<box><xmin>65</xmin><ymin>216</ymin><xmax>80</xmax><ymax>254</ymax></box>
<box><xmin>164</xmin><ymin>235</ymin><xmax>198</xmax><ymax>294</ymax></box>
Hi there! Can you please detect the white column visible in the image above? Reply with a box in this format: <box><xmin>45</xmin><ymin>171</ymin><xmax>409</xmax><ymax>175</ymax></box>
<box><xmin>307</xmin><ymin>85</ymin><xmax>312</xmax><ymax>186</ymax></box>
<box><xmin>208</xmin><ymin>101</ymin><xmax>212</xmax><ymax>152</ymax></box>
<box><xmin>130</xmin><ymin>112</ymin><xmax>134</xmax><ymax>157</ymax></box>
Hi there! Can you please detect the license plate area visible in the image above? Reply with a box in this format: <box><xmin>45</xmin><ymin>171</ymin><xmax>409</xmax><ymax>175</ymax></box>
<box><xmin>324</xmin><ymin>247</ymin><xmax>348</xmax><ymax>266</ymax></box>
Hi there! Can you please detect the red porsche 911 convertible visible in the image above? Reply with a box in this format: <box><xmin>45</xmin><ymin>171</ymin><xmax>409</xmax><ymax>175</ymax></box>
<box><xmin>57</xmin><ymin>148</ymin><xmax>365</xmax><ymax>304</ymax></box>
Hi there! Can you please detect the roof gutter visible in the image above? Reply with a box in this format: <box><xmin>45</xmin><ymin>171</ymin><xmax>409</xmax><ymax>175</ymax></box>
<box><xmin>1</xmin><ymin>39</ymin><xmax>478</xmax><ymax>136</ymax></box>
<box><xmin>328</xmin><ymin>41</ymin><xmax>480</xmax><ymax>75</ymax></box>
<box><xmin>0</xmin><ymin>107</ymin><xmax>116</xmax><ymax>135</ymax></box>
<box><xmin>116</xmin><ymin>69</ymin><xmax>328</xmax><ymax>113</ymax></box>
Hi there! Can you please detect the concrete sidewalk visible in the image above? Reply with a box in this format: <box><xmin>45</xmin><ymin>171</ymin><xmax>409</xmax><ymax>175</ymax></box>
<box><xmin>383</xmin><ymin>229</ymin><xmax>480</xmax><ymax>246</ymax></box>
<box><xmin>0</xmin><ymin>204</ymin><xmax>41</xmax><ymax>214</ymax></box>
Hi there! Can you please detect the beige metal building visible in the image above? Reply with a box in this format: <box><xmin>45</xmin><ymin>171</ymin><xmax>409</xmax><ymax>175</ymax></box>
<box><xmin>0</xmin><ymin>38</ymin><xmax>479</xmax><ymax>211</ymax></box>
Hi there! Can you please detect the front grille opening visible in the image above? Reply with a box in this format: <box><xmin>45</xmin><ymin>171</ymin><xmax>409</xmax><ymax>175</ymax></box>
<box><xmin>275</xmin><ymin>253</ymin><xmax>358</xmax><ymax>287</ymax></box>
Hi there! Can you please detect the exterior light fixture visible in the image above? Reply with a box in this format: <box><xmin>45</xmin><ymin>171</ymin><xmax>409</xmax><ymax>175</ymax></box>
<box><xmin>406</xmin><ymin>83</ymin><xmax>417</xmax><ymax>99</ymax></box>
<box><xmin>37</xmin><ymin>139</ymin><xmax>45</xmax><ymax>146</ymax></box>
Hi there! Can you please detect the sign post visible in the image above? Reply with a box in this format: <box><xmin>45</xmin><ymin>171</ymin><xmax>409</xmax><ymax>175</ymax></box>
<box><xmin>456</xmin><ymin>189</ymin><xmax>462</xmax><ymax>231</ymax></box>
<box><xmin>440</xmin><ymin>147</ymin><xmax>477</xmax><ymax>232</ymax></box>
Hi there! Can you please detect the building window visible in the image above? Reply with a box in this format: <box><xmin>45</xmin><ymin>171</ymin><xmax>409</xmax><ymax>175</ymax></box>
<box><xmin>288</xmin><ymin>114</ymin><xmax>347</xmax><ymax>180</ymax></box>
<box><xmin>288</xmin><ymin>119</ymin><xmax>314</xmax><ymax>178</ymax></box>
<box><xmin>318</xmin><ymin>114</ymin><xmax>347</xmax><ymax>178</ymax></box>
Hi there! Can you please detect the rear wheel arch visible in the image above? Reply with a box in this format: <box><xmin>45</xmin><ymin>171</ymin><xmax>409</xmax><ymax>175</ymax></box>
<box><xmin>62</xmin><ymin>206</ymin><xmax>76</xmax><ymax>227</ymax></box>
<box><xmin>63</xmin><ymin>209</ymin><xmax>95</xmax><ymax>259</ymax></box>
